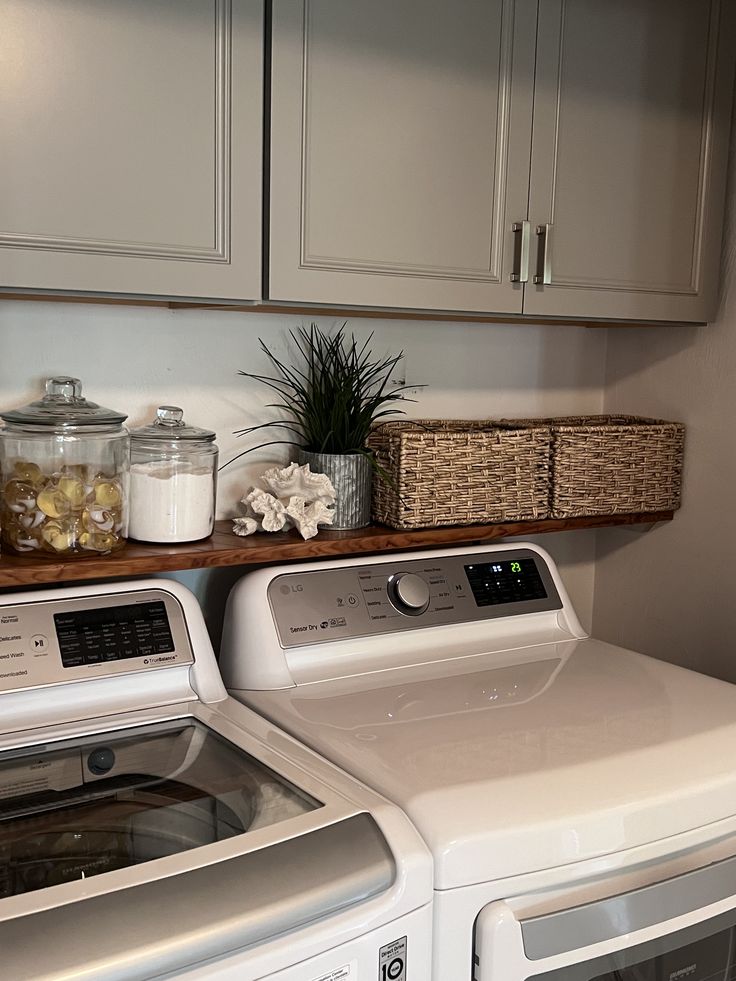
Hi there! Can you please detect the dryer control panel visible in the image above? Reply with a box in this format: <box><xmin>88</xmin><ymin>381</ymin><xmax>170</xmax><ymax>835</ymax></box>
<box><xmin>0</xmin><ymin>588</ymin><xmax>193</xmax><ymax>692</ymax></box>
<box><xmin>268</xmin><ymin>548</ymin><xmax>562</xmax><ymax>648</ymax></box>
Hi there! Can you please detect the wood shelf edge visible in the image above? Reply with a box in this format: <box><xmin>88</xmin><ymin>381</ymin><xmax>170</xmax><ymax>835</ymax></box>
<box><xmin>0</xmin><ymin>511</ymin><xmax>674</xmax><ymax>588</ymax></box>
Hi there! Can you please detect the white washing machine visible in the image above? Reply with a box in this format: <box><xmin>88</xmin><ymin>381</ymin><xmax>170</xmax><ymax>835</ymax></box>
<box><xmin>221</xmin><ymin>542</ymin><xmax>736</xmax><ymax>981</ymax></box>
<box><xmin>0</xmin><ymin>578</ymin><xmax>432</xmax><ymax>981</ymax></box>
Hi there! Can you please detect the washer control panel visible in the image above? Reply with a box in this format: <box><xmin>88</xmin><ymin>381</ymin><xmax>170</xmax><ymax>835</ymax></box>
<box><xmin>0</xmin><ymin>589</ymin><xmax>193</xmax><ymax>692</ymax></box>
<box><xmin>268</xmin><ymin>548</ymin><xmax>562</xmax><ymax>648</ymax></box>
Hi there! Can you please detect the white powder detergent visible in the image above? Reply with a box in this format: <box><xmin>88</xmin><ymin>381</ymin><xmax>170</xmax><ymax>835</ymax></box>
<box><xmin>129</xmin><ymin>462</ymin><xmax>215</xmax><ymax>543</ymax></box>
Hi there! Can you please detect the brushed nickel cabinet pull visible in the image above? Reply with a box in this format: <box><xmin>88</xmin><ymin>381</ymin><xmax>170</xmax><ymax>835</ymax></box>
<box><xmin>534</xmin><ymin>223</ymin><xmax>553</xmax><ymax>285</ymax></box>
<box><xmin>510</xmin><ymin>221</ymin><xmax>531</xmax><ymax>283</ymax></box>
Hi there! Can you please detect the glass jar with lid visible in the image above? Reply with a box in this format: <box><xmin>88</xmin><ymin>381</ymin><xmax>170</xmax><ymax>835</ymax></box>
<box><xmin>0</xmin><ymin>377</ymin><xmax>129</xmax><ymax>556</ymax></box>
<box><xmin>128</xmin><ymin>407</ymin><xmax>217</xmax><ymax>543</ymax></box>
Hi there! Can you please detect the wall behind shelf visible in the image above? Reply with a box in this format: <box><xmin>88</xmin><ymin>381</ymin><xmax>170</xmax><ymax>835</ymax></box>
<box><xmin>593</xmin><ymin>127</ymin><xmax>736</xmax><ymax>679</ymax></box>
<box><xmin>0</xmin><ymin>300</ymin><xmax>607</xmax><ymax>634</ymax></box>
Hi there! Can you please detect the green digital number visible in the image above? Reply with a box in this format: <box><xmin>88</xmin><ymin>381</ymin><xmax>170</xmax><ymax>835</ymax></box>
<box><xmin>510</xmin><ymin>561</ymin><xmax>522</xmax><ymax>573</ymax></box>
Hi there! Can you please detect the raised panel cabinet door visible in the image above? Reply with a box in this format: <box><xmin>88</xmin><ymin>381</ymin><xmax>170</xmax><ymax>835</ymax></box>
<box><xmin>268</xmin><ymin>0</ymin><xmax>537</xmax><ymax>314</ymax></box>
<box><xmin>0</xmin><ymin>0</ymin><xmax>262</xmax><ymax>300</ymax></box>
<box><xmin>524</xmin><ymin>0</ymin><xmax>735</xmax><ymax>323</ymax></box>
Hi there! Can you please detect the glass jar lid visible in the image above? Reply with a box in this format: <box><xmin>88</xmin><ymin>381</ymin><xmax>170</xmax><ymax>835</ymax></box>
<box><xmin>130</xmin><ymin>406</ymin><xmax>216</xmax><ymax>443</ymax></box>
<box><xmin>0</xmin><ymin>377</ymin><xmax>127</xmax><ymax>430</ymax></box>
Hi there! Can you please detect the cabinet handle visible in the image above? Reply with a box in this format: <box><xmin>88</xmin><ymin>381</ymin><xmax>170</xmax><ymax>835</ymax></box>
<box><xmin>510</xmin><ymin>221</ymin><xmax>531</xmax><ymax>283</ymax></box>
<box><xmin>534</xmin><ymin>223</ymin><xmax>553</xmax><ymax>285</ymax></box>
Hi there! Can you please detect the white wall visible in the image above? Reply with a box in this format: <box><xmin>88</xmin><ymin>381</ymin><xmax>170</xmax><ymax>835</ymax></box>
<box><xmin>593</xmin><ymin>151</ymin><xmax>736</xmax><ymax>679</ymax></box>
<box><xmin>0</xmin><ymin>300</ymin><xmax>606</xmax><ymax>638</ymax></box>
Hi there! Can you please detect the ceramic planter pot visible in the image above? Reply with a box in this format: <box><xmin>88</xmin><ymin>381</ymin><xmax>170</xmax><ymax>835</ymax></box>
<box><xmin>297</xmin><ymin>450</ymin><xmax>372</xmax><ymax>529</ymax></box>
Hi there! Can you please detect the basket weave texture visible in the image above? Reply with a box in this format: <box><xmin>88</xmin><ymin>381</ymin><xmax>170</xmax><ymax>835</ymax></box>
<box><xmin>368</xmin><ymin>420</ymin><xmax>551</xmax><ymax>529</ymax></box>
<box><xmin>500</xmin><ymin>415</ymin><xmax>685</xmax><ymax>518</ymax></box>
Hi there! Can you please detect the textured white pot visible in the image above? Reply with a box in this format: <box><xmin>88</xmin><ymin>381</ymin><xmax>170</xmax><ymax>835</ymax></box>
<box><xmin>297</xmin><ymin>450</ymin><xmax>372</xmax><ymax>529</ymax></box>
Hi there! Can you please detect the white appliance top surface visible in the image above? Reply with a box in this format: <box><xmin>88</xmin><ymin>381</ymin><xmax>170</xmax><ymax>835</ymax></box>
<box><xmin>246</xmin><ymin>638</ymin><xmax>736</xmax><ymax>890</ymax></box>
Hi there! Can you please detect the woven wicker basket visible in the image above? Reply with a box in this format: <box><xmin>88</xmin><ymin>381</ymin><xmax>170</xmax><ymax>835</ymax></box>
<box><xmin>368</xmin><ymin>420</ymin><xmax>551</xmax><ymax>529</ymax></box>
<box><xmin>500</xmin><ymin>415</ymin><xmax>685</xmax><ymax>518</ymax></box>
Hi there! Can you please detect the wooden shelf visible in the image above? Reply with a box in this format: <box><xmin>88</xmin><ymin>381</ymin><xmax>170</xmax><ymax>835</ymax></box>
<box><xmin>0</xmin><ymin>512</ymin><xmax>673</xmax><ymax>588</ymax></box>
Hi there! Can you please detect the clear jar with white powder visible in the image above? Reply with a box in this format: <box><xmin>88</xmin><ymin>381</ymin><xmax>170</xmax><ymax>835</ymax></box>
<box><xmin>129</xmin><ymin>407</ymin><xmax>217</xmax><ymax>543</ymax></box>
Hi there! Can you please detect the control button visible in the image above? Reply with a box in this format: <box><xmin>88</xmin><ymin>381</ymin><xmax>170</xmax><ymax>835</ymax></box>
<box><xmin>30</xmin><ymin>634</ymin><xmax>48</xmax><ymax>653</ymax></box>
<box><xmin>347</xmin><ymin>594</ymin><xmax>359</xmax><ymax>607</ymax></box>
<box><xmin>388</xmin><ymin>573</ymin><xmax>431</xmax><ymax>616</ymax></box>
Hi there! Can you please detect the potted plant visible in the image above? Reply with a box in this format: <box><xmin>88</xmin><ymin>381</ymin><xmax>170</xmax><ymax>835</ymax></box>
<box><xmin>231</xmin><ymin>324</ymin><xmax>416</xmax><ymax>529</ymax></box>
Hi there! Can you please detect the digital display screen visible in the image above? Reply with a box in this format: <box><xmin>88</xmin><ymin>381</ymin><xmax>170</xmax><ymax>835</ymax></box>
<box><xmin>464</xmin><ymin>558</ymin><xmax>548</xmax><ymax>607</ymax></box>
<box><xmin>54</xmin><ymin>602</ymin><xmax>175</xmax><ymax>668</ymax></box>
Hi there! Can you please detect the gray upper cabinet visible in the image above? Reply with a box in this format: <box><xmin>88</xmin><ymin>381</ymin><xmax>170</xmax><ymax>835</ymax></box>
<box><xmin>524</xmin><ymin>0</ymin><xmax>735</xmax><ymax>323</ymax></box>
<box><xmin>0</xmin><ymin>0</ymin><xmax>263</xmax><ymax>300</ymax></box>
<box><xmin>269</xmin><ymin>0</ymin><xmax>735</xmax><ymax>323</ymax></box>
<box><xmin>1</xmin><ymin>0</ymin><xmax>733</xmax><ymax>320</ymax></box>
<box><xmin>268</xmin><ymin>0</ymin><xmax>538</xmax><ymax>315</ymax></box>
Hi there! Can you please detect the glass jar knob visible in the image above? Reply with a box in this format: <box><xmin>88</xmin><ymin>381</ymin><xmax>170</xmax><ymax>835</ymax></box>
<box><xmin>45</xmin><ymin>376</ymin><xmax>83</xmax><ymax>402</ymax></box>
<box><xmin>154</xmin><ymin>406</ymin><xmax>185</xmax><ymax>428</ymax></box>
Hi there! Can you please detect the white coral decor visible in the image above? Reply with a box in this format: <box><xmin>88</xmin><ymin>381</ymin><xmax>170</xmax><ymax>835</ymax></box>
<box><xmin>233</xmin><ymin>463</ymin><xmax>336</xmax><ymax>540</ymax></box>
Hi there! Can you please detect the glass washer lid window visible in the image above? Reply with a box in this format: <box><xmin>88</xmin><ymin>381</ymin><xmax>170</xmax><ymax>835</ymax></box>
<box><xmin>0</xmin><ymin>719</ymin><xmax>320</xmax><ymax>899</ymax></box>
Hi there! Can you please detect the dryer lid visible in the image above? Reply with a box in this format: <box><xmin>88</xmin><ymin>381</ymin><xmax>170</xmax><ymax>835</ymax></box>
<box><xmin>244</xmin><ymin>637</ymin><xmax>736</xmax><ymax>889</ymax></box>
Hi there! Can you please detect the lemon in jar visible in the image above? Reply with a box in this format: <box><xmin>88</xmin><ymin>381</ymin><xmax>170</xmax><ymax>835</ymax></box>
<box><xmin>41</xmin><ymin>521</ymin><xmax>75</xmax><ymax>553</ymax></box>
<box><xmin>94</xmin><ymin>480</ymin><xmax>122</xmax><ymax>509</ymax></box>
<box><xmin>12</xmin><ymin>461</ymin><xmax>43</xmax><ymax>486</ymax></box>
<box><xmin>3</xmin><ymin>479</ymin><xmax>36</xmax><ymax>514</ymax></box>
<box><xmin>58</xmin><ymin>476</ymin><xmax>86</xmax><ymax>508</ymax></box>
<box><xmin>3</xmin><ymin>515</ymin><xmax>40</xmax><ymax>552</ymax></box>
<box><xmin>79</xmin><ymin>530</ymin><xmax>118</xmax><ymax>553</ymax></box>
<box><xmin>61</xmin><ymin>463</ymin><xmax>89</xmax><ymax>481</ymax></box>
<box><xmin>37</xmin><ymin>486</ymin><xmax>72</xmax><ymax>519</ymax></box>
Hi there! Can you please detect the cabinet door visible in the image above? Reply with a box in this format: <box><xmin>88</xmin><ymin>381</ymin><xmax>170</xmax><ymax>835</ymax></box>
<box><xmin>0</xmin><ymin>0</ymin><xmax>262</xmax><ymax>300</ymax></box>
<box><xmin>269</xmin><ymin>0</ymin><xmax>537</xmax><ymax>314</ymax></box>
<box><xmin>524</xmin><ymin>0</ymin><xmax>734</xmax><ymax>323</ymax></box>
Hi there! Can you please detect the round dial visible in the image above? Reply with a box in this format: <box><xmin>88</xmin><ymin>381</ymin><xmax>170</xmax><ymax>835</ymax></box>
<box><xmin>388</xmin><ymin>572</ymin><xmax>430</xmax><ymax>616</ymax></box>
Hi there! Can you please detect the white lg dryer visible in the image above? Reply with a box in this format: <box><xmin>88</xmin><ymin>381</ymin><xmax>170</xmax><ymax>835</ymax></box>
<box><xmin>221</xmin><ymin>542</ymin><xmax>736</xmax><ymax>981</ymax></box>
<box><xmin>0</xmin><ymin>578</ymin><xmax>432</xmax><ymax>981</ymax></box>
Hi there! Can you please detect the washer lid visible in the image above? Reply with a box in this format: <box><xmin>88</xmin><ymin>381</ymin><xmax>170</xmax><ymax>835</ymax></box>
<box><xmin>0</xmin><ymin>717</ymin><xmax>319</xmax><ymax>898</ymax></box>
<box><xmin>244</xmin><ymin>638</ymin><xmax>736</xmax><ymax>889</ymax></box>
<box><xmin>0</xmin><ymin>712</ymin><xmax>399</xmax><ymax>979</ymax></box>
<box><xmin>0</xmin><ymin>811</ymin><xmax>393</xmax><ymax>981</ymax></box>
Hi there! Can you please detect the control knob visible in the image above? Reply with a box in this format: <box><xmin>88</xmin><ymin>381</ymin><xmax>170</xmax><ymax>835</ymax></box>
<box><xmin>388</xmin><ymin>572</ymin><xmax>430</xmax><ymax>616</ymax></box>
